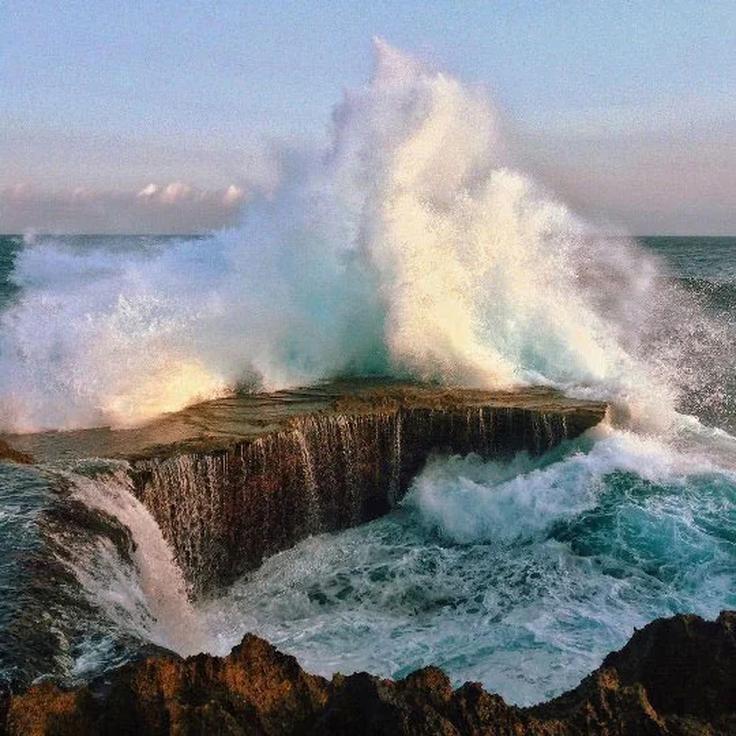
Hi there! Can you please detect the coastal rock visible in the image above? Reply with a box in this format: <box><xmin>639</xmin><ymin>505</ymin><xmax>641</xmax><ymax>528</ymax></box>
<box><xmin>0</xmin><ymin>440</ymin><xmax>32</xmax><ymax>465</ymax></box>
<box><xmin>1</xmin><ymin>379</ymin><xmax>608</xmax><ymax>597</ymax></box>
<box><xmin>3</xmin><ymin>611</ymin><xmax>734</xmax><ymax>735</ymax></box>
<box><xmin>0</xmin><ymin>383</ymin><xmax>608</xmax><ymax>597</ymax></box>
<box><xmin>126</xmin><ymin>384</ymin><xmax>607</xmax><ymax>595</ymax></box>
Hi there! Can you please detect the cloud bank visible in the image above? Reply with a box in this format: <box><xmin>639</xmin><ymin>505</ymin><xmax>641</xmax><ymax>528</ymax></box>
<box><xmin>1</xmin><ymin>182</ymin><xmax>249</xmax><ymax>234</ymax></box>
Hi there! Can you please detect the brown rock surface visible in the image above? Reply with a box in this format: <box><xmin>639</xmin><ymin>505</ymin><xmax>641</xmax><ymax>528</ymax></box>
<box><xmin>1</xmin><ymin>382</ymin><xmax>607</xmax><ymax>596</ymax></box>
<box><xmin>0</xmin><ymin>440</ymin><xmax>32</xmax><ymax>464</ymax></box>
<box><xmin>2</xmin><ymin>611</ymin><xmax>734</xmax><ymax>735</ymax></box>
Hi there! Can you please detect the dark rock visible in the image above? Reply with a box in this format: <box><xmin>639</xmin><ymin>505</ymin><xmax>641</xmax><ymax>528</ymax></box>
<box><xmin>1</xmin><ymin>383</ymin><xmax>607</xmax><ymax>597</ymax></box>
<box><xmin>3</xmin><ymin>612</ymin><xmax>734</xmax><ymax>735</ymax></box>
<box><xmin>0</xmin><ymin>440</ymin><xmax>32</xmax><ymax>464</ymax></box>
<box><xmin>126</xmin><ymin>384</ymin><xmax>607</xmax><ymax>595</ymax></box>
<box><xmin>3</xmin><ymin>382</ymin><xmax>607</xmax><ymax>597</ymax></box>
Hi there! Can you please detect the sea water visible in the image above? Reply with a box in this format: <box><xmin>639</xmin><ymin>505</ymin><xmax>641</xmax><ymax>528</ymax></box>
<box><xmin>0</xmin><ymin>42</ymin><xmax>735</xmax><ymax>705</ymax></box>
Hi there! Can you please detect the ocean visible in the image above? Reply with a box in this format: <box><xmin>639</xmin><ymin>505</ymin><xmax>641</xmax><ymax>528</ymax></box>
<box><xmin>0</xmin><ymin>233</ymin><xmax>735</xmax><ymax>706</ymax></box>
<box><xmin>1</xmin><ymin>40</ymin><xmax>735</xmax><ymax>708</ymax></box>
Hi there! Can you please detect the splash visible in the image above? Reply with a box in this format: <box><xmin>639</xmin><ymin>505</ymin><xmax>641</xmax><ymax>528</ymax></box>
<box><xmin>407</xmin><ymin>422</ymin><xmax>736</xmax><ymax>544</ymax></box>
<box><xmin>61</xmin><ymin>464</ymin><xmax>211</xmax><ymax>659</ymax></box>
<box><xmin>0</xmin><ymin>41</ymin><xmax>723</xmax><ymax>431</ymax></box>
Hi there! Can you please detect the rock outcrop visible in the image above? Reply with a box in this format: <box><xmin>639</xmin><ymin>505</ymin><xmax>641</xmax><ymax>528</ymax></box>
<box><xmin>126</xmin><ymin>384</ymin><xmax>607</xmax><ymax>594</ymax></box>
<box><xmin>1</xmin><ymin>383</ymin><xmax>607</xmax><ymax>597</ymax></box>
<box><xmin>3</xmin><ymin>611</ymin><xmax>734</xmax><ymax>735</ymax></box>
<box><xmin>0</xmin><ymin>440</ymin><xmax>32</xmax><ymax>464</ymax></box>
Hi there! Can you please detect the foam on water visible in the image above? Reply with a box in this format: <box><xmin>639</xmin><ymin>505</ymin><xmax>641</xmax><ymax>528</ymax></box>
<box><xmin>409</xmin><ymin>422</ymin><xmax>736</xmax><ymax>544</ymax></box>
<box><xmin>0</xmin><ymin>41</ymin><xmax>727</xmax><ymax>432</ymax></box>
<box><xmin>194</xmin><ymin>424</ymin><xmax>736</xmax><ymax>705</ymax></box>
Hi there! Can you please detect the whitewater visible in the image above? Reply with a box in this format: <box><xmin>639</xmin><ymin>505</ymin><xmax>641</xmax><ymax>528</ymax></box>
<box><xmin>1</xmin><ymin>40</ymin><xmax>729</xmax><ymax>433</ymax></box>
<box><xmin>1</xmin><ymin>41</ymin><xmax>735</xmax><ymax>706</ymax></box>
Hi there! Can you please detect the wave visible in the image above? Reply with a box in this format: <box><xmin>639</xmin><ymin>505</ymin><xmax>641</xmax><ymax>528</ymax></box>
<box><xmin>0</xmin><ymin>40</ymin><xmax>729</xmax><ymax>432</ymax></box>
<box><xmin>194</xmin><ymin>423</ymin><xmax>736</xmax><ymax>704</ymax></box>
<box><xmin>408</xmin><ymin>420</ymin><xmax>736</xmax><ymax>544</ymax></box>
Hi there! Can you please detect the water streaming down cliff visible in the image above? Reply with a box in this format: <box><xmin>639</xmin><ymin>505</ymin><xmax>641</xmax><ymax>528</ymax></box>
<box><xmin>0</xmin><ymin>459</ymin><xmax>221</xmax><ymax>687</ymax></box>
<box><xmin>128</xmin><ymin>398</ymin><xmax>600</xmax><ymax>595</ymax></box>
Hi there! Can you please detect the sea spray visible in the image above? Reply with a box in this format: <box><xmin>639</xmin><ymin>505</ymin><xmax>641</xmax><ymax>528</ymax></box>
<box><xmin>0</xmin><ymin>41</ymin><xmax>726</xmax><ymax>432</ymax></box>
<box><xmin>62</xmin><ymin>464</ymin><xmax>210</xmax><ymax>655</ymax></box>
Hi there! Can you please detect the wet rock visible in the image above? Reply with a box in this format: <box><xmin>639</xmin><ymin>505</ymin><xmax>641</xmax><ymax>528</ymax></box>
<box><xmin>0</xmin><ymin>440</ymin><xmax>32</xmax><ymax>465</ymax></box>
<box><xmin>3</xmin><ymin>612</ymin><xmax>734</xmax><ymax>735</ymax></box>
<box><xmin>3</xmin><ymin>382</ymin><xmax>606</xmax><ymax>597</ymax></box>
<box><xmin>126</xmin><ymin>384</ymin><xmax>607</xmax><ymax>595</ymax></box>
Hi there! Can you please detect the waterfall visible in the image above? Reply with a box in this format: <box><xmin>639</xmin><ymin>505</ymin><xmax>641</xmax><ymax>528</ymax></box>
<box><xmin>129</xmin><ymin>402</ymin><xmax>594</xmax><ymax>596</ymax></box>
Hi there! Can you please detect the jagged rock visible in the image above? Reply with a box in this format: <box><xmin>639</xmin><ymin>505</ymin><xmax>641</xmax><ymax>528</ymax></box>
<box><xmin>0</xmin><ymin>440</ymin><xmax>32</xmax><ymax>464</ymax></box>
<box><xmin>3</xmin><ymin>612</ymin><xmax>734</xmax><ymax>735</ymax></box>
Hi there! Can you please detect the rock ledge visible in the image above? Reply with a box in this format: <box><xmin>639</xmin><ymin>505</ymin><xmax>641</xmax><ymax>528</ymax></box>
<box><xmin>3</xmin><ymin>612</ymin><xmax>734</xmax><ymax>735</ymax></box>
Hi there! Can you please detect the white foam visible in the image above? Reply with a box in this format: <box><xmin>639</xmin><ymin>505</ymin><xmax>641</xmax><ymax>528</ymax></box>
<box><xmin>0</xmin><ymin>41</ymin><xmax>720</xmax><ymax>432</ymax></box>
<box><xmin>406</xmin><ymin>424</ymin><xmax>735</xmax><ymax>545</ymax></box>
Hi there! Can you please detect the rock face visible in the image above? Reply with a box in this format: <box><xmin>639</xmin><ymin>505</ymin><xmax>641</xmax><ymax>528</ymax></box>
<box><xmin>2</xmin><ymin>611</ymin><xmax>734</xmax><ymax>735</ymax></box>
<box><xmin>125</xmin><ymin>384</ymin><xmax>606</xmax><ymax>594</ymax></box>
<box><xmin>0</xmin><ymin>383</ymin><xmax>607</xmax><ymax>597</ymax></box>
<box><xmin>1</xmin><ymin>383</ymin><xmax>606</xmax><ymax>596</ymax></box>
<box><xmin>0</xmin><ymin>440</ymin><xmax>32</xmax><ymax>465</ymax></box>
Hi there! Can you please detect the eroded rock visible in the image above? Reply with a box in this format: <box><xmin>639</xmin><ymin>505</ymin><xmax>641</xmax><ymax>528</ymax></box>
<box><xmin>3</xmin><ymin>612</ymin><xmax>734</xmax><ymax>735</ymax></box>
<box><xmin>2</xmin><ymin>382</ymin><xmax>607</xmax><ymax>596</ymax></box>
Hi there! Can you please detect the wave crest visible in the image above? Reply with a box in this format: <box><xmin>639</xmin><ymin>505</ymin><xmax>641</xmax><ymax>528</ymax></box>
<box><xmin>0</xmin><ymin>41</ymin><xmax>723</xmax><ymax>431</ymax></box>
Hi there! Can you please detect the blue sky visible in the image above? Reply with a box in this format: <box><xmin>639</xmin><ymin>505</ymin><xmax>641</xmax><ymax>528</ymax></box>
<box><xmin>2</xmin><ymin>0</ymin><xmax>735</xmax><ymax>233</ymax></box>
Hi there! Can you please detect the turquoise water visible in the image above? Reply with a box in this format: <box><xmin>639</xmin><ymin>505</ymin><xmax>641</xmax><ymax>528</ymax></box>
<box><xmin>195</xmin><ymin>235</ymin><xmax>735</xmax><ymax>704</ymax></box>
<box><xmin>200</xmin><ymin>424</ymin><xmax>736</xmax><ymax>705</ymax></box>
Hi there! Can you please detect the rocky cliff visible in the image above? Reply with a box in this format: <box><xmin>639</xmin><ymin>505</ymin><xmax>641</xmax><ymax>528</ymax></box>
<box><xmin>3</xmin><ymin>611</ymin><xmax>734</xmax><ymax>735</ymax></box>
<box><xmin>125</xmin><ymin>384</ymin><xmax>607</xmax><ymax>594</ymax></box>
<box><xmin>1</xmin><ymin>384</ymin><xmax>607</xmax><ymax>598</ymax></box>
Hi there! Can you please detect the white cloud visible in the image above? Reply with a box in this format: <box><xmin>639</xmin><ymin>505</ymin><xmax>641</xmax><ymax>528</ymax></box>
<box><xmin>137</xmin><ymin>183</ymin><xmax>160</xmax><ymax>198</ymax></box>
<box><xmin>222</xmin><ymin>184</ymin><xmax>245</xmax><ymax>206</ymax></box>
<box><xmin>159</xmin><ymin>181</ymin><xmax>192</xmax><ymax>204</ymax></box>
<box><xmin>0</xmin><ymin>182</ymin><xmax>253</xmax><ymax>234</ymax></box>
<box><xmin>134</xmin><ymin>181</ymin><xmax>246</xmax><ymax>207</ymax></box>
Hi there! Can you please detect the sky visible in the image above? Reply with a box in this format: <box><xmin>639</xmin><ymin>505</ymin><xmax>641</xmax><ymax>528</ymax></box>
<box><xmin>1</xmin><ymin>0</ymin><xmax>734</xmax><ymax>234</ymax></box>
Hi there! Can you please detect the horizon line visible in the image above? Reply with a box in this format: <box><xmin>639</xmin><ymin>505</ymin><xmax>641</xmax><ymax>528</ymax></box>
<box><xmin>2</xmin><ymin>232</ymin><xmax>736</xmax><ymax>239</ymax></box>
